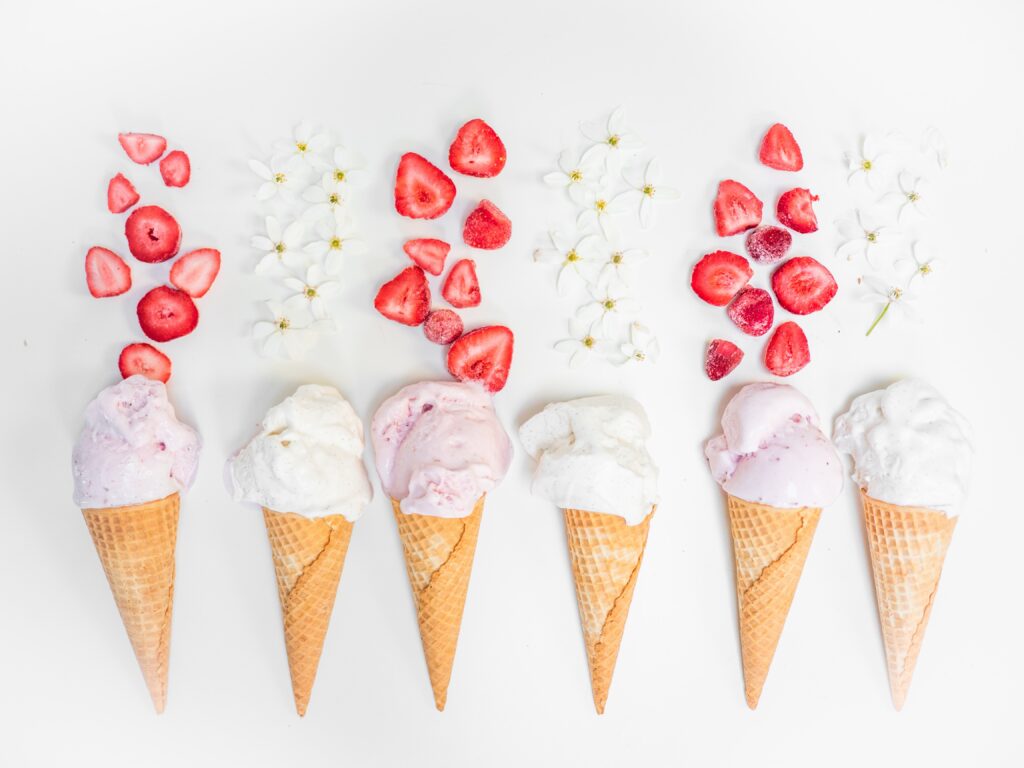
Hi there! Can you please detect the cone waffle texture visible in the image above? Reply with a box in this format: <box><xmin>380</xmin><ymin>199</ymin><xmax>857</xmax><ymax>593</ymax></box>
<box><xmin>563</xmin><ymin>507</ymin><xmax>653</xmax><ymax>714</ymax></box>
<box><xmin>726</xmin><ymin>494</ymin><xmax>820</xmax><ymax>709</ymax></box>
<box><xmin>860</xmin><ymin>490</ymin><xmax>956</xmax><ymax>710</ymax></box>
<box><xmin>392</xmin><ymin>496</ymin><xmax>484</xmax><ymax>711</ymax></box>
<box><xmin>263</xmin><ymin>508</ymin><xmax>354</xmax><ymax>716</ymax></box>
<box><xmin>81</xmin><ymin>493</ymin><xmax>180</xmax><ymax>713</ymax></box>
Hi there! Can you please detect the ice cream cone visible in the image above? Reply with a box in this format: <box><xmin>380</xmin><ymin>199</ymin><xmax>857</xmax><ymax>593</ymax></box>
<box><xmin>859</xmin><ymin>490</ymin><xmax>956</xmax><ymax>710</ymax></box>
<box><xmin>726</xmin><ymin>494</ymin><xmax>820</xmax><ymax>709</ymax></box>
<box><xmin>563</xmin><ymin>507</ymin><xmax>653</xmax><ymax>714</ymax></box>
<box><xmin>262</xmin><ymin>508</ymin><xmax>354</xmax><ymax>716</ymax></box>
<box><xmin>391</xmin><ymin>495</ymin><xmax>484</xmax><ymax>711</ymax></box>
<box><xmin>81</xmin><ymin>492</ymin><xmax>180</xmax><ymax>713</ymax></box>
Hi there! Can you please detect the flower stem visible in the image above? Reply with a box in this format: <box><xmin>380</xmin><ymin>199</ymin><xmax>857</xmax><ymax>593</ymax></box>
<box><xmin>865</xmin><ymin>302</ymin><xmax>891</xmax><ymax>336</ymax></box>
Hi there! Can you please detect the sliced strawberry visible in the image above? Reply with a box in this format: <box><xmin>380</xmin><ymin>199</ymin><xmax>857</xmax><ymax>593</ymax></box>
<box><xmin>423</xmin><ymin>309</ymin><xmax>464</xmax><ymax>345</ymax></box>
<box><xmin>449</xmin><ymin>118</ymin><xmax>507</xmax><ymax>178</ymax></box>
<box><xmin>119</xmin><ymin>343</ymin><xmax>172</xmax><ymax>383</ymax></box>
<box><xmin>107</xmin><ymin>173</ymin><xmax>139</xmax><ymax>214</ymax></box>
<box><xmin>117</xmin><ymin>132</ymin><xmax>167</xmax><ymax>165</ymax></box>
<box><xmin>137</xmin><ymin>286</ymin><xmax>199</xmax><ymax>342</ymax></box>
<box><xmin>777</xmin><ymin>188</ymin><xmax>819</xmax><ymax>233</ymax></box>
<box><xmin>442</xmin><ymin>259</ymin><xmax>481</xmax><ymax>308</ymax></box>
<box><xmin>745</xmin><ymin>225</ymin><xmax>792</xmax><ymax>264</ymax></box>
<box><xmin>772</xmin><ymin>256</ymin><xmax>838</xmax><ymax>315</ymax></box>
<box><xmin>447</xmin><ymin>325</ymin><xmax>514</xmax><ymax>393</ymax></box>
<box><xmin>705</xmin><ymin>339</ymin><xmax>744</xmax><ymax>381</ymax></box>
<box><xmin>691</xmin><ymin>250</ymin><xmax>753</xmax><ymax>306</ymax></box>
<box><xmin>394</xmin><ymin>152</ymin><xmax>456</xmax><ymax>219</ymax></box>
<box><xmin>403</xmin><ymin>238</ymin><xmax>450</xmax><ymax>276</ymax></box>
<box><xmin>159</xmin><ymin>150</ymin><xmax>191</xmax><ymax>187</ymax></box>
<box><xmin>727</xmin><ymin>287</ymin><xmax>775</xmax><ymax>336</ymax></box>
<box><xmin>85</xmin><ymin>246</ymin><xmax>132</xmax><ymax>298</ymax></box>
<box><xmin>170</xmin><ymin>248</ymin><xmax>221</xmax><ymax>298</ymax></box>
<box><xmin>374</xmin><ymin>266</ymin><xmax>431</xmax><ymax>326</ymax></box>
<box><xmin>765</xmin><ymin>321</ymin><xmax>810</xmax><ymax>376</ymax></box>
<box><xmin>714</xmin><ymin>180</ymin><xmax>763</xmax><ymax>236</ymax></box>
<box><xmin>125</xmin><ymin>205</ymin><xmax>182</xmax><ymax>263</ymax></box>
<box><xmin>463</xmin><ymin>200</ymin><xmax>511</xmax><ymax>250</ymax></box>
<box><xmin>759</xmin><ymin>123</ymin><xmax>804</xmax><ymax>171</ymax></box>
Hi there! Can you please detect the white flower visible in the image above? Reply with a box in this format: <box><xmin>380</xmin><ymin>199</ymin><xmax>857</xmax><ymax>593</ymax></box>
<box><xmin>322</xmin><ymin>145</ymin><xmax>366</xmax><ymax>190</ymax></box>
<box><xmin>576</xmin><ymin>286</ymin><xmax>640</xmax><ymax>335</ymax></box>
<box><xmin>835</xmin><ymin>210</ymin><xmax>895</xmax><ymax>266</ymax></box>
<box><xmin>248</xmin><ymin>158</ymin><xmax>302</xmax><ymax>201</ymax></box>
<box><xmin>305</xmin><ymin>212</ymin><xmax>366</xmax><ymax>274</ymax></box>
<box><xmin>580</xmin><ymin>107</ymin><xmax>644</xmax><ymax>171</ymax></box>
<box><xmin>302</xmin><ymin>175</ymin><xmax>348</xmax><ymax>220</ymax></box>
<box><xmin>576</xmin><ymin>183</ymin><xmax>630</xmax><ymax>240</ymax></box>
<box><xmin>283</xmin><ymin>263</ymin><xmax>341</xmax><ymax>320</ymax></box>
<box><xmin>533</xmin><ymin>231</ymin><xmax>602</xmax><ymax>294</ymax></box>
<box><xmin>591</xmin><ymin>237</ymin><xmax>648</xmax><ymax>289</ymax></box>
<box><xmin>620</xmin><ymin>158</ymin><xmax>680</xmax><ymax>228</ymax></box>
<box><xmin>921</xmin><ymin>127</ymin><xmax>950</xmax><ymax>170</ymax></box>
<box><xmin>252</xmin><ymin>301</ymin><xmax>320</xmax><ymax>359</ymax></box>
<box><xmin>272</xmin><ymin>121</ymin><xmax>331</xmax><ymax>167</ymax></box>
<box><xmin>862</xmin><ymin>276</ymin><xmax>918</xmax><ymax>336</ymax></box>
<box><xmin>619</xmin><ymin>322</ymin><xmax>660</xmax><ymax>364</ymax></box>
<box><xmin>897</xmin><ymin>241</ymin><xmax>939</xmax><ymax>284</ymax></box>
<box><xmin>885</xmin><ymin>171</ymin><xmax>930</xmax><ymax>222</ymax></box>
<box><xmin>543</xmin><ymin>145</ymin><xmax>608</xmax><ymax>205</ymax></box>
<box><xmin>554</xmin><ymin>319</ymin><xmax>604</xmax><ymax>368</ymax></box>
<box><xmin>252</xmin><ymin>216</ymin><xmax>306</xmax><ymax>274</ymax></box>
<box><xmin>845</xmin><ymin>134</ymin><xmax>891</xmax><ymax>189</ymax></box>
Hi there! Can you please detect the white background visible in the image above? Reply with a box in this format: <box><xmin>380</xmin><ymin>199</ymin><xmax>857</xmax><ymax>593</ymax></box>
<box><xmin>1</xmin><ymin>1</ymin><xmax>1021</xmax><ymax>765</ymax></box>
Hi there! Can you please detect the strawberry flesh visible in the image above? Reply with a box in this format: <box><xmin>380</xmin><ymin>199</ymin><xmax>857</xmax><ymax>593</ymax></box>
<box><xmin>759</xmin><ymin>123</ymin><xmax>804</xmax><ymax>171</ymax></box>
<box><xmin>714</xmin><ymin>180</ymin><xmax>763</xmax><ymax>236</ymax></box>
<box><xmin>107</xmin><ymin>173</ymin><xmax>139</xmax><ymax>214</ymax></box>
<box><xmin>85</xmin><ymin>246</ymin><xmax>132</xmax><ymax>298</ymax></box>
<box><xmin>374</xmin><ymin>266</ymin><xmax>431</xmax><ymax>326</ymax></box>
<box><xmin>170</xmin><ymin>248</ymin><xmax>221</xmax><ymax>298</ymax></box>
<box><xmin>727</xmin><ymin>286</ymin><xmax>775</xmax><ymax>336</ymax></box>
<box><xmin>449</xmin><ymin>118</ymin><xmax>507</xmax><ymax>178</ymax></box>
<box><xmin>745</xmin><ymin>225</ymin><xmax>792</xmax><ymax>264</ymax></box>
<box><xmin>442</xmin><ymin>259</ymin><xmax>481</xmax><ymax>308</ymax></box>
<box><xmin>119</xmin><ymin>343</ymin><xmax>172</xmax><ymax>383</ymax></box>
<box><xmin>118</xmin><ymin>132</ymin><xmax>167</xmax><ymax>165</ymax></box>
<box><xmin>772</xmin><ymin>256</ymin><xmax>838</xmax><ymax>315</ymax></box>
<box><xmin>137</xmin><ymin>286</ymin><xmax>199</xmax><ymax>342</ymax></box>
<box><xmin>423</xmin><ymin>309</ymin><xmax>464</xmax><ymax>345</ymax></box>
<box><xmin>765</xmin><ymin>321</ymin><xmax>810</xmax><ymax>376</ymax></box>
<box><xmin>125</xmin><ymin>205</ymin><xmax>182</xmax><ymax>263</ymax></box>
<box><xmin>691</xmin><ymin>250</ymin><xmax>753</xmax><ymax>306</ymax></box>
<box><xmin>447</xmin><ymin>325</ymin><xmax>514</xmax><ymax>393</ymax></box>
<box><xmin>705</xmin><ymin>339</ymin><xmax>744</xmax><ymax>381</ymax></box>
<box><xmin>463</xmin><ymin>200</ymin><xmax>511</xmax><ymax>250</ymax></box>
<box><xmin>777</xmin><ymin>188</ymin><xmax>819</xmax><ymax>233</ymax></box>
<box><xmin>159</xmin><ymin>150</ymin><xmax>191</xmax><ymax>187</ymax></box>
<box><xmin>394</xmin><ymin>152</ymin><xmax>456</xmax><ymax>219</ymax></box>
<box><xmin>403</xmin><ymin>238</ymin><xmax>450</xmax><ymax>276</ymax></box>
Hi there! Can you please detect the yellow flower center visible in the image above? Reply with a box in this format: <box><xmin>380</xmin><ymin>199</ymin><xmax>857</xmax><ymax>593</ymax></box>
<box><xmin>569</xmin><ymin>169</ymin><xmax>583</xmax><ymax>183</ymax></box>
<box><xmin>889</xmin><ymin>287</ymin><xmax>903</xmax><ymax>301</ymax></box>
<box><xmin>583</xmin><ymin>336</ymin><xmax>595</xmax><ymax>348</ymax></box>
<box><xmin>273</xmin><ymin>172</ymin><xmax>287</xmax><ymax>184</ymax></box>
<box><xmin>329</xmin><ymin>193</ymin><xmax>340</xmax><ymax>205</ymax></box>
<box><xmin>920</xmin><ymin>263</ymin><xmax>932</xmax><ymax>275</ymax></box>
<box><xmin>862</xmin><ymin>160</ymin><xmax>872</xmax><ymax>171</ymax></box>
<box><xmin>608</xmin><ymin>134</ymin><xmax>620</xmax><ymax>147</ymax></box>
<box><xmin>334</xmin><ymin>170</ymin><xmax>346</xmax><ymax>182</ymax></box>
<box><xmin>566</xmin><ymin>249</ymin><xmax>579</xmax><ymax>263</ymax></box>
<box><xmin>595</xmin><ymin>199</ymin><xmax>607</xmax><ymax>212</ymax></box>
<box><xmin>277</xmin><ymin>317</ymin><xmax>290</xmax><ymax>330</ymax></box>
<box><xmin>634</xmin><ymin>350</ymin><xmax>646</xmax><ymax>361</ymax></box>
<box><xmin>305</xmin><ymin>287</ymin><xmax>318</xmax><ymax>299</ymax></box>
<box><xmin>330</xmin><ymin>237</ymin><xmax>342</xmax><ymax>250</ymax></box>
<box><xmin>866</xmin><ymin>232</ymin><xmax>877</xmax><ymax>243</ymax></box>
<box><xmin>274</xmin><ymin>242</ymin><xmax>285</xmax><ymax>254</ymax></box>
<box><xmin>611</xmin><ymin>252</ymin><xmax>623</xmax><ymax>264</ymax></box>
<box><xmin>908</xmin><ymin>191</ymin><xmax>920</xmax><ymax>202</ymax></box>
<box><xmin>296</xmin><ymin>141</ymin><xmax>308</xmax><ymax>153</ymax></box>
<box><xmin>642</xmin><ymin>184</ymin><xmax>654</xmax><ymax>197</ymax></box>
<box><xmin>603</xmin><ymin>299</ymin><xmax>616</xmax><ymax>311</ymax></box>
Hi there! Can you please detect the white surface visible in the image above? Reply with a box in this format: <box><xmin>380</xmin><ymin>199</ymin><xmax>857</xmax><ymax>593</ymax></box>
<box><xmin>1</xmin><ymin>1</ymin><xmax>1021</xmax><ymax>766</ymax></box>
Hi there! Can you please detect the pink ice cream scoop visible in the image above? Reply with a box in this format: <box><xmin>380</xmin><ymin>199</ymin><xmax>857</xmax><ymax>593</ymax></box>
<box><xmin>371</xmin><ymin>381</ymin><xmax>512</xmax><ymax>517</ymax></box>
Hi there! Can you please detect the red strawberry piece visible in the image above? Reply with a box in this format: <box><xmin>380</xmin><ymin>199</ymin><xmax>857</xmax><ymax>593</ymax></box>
<box><xmin>447</xmin><ymin>325</ymin><xmax>514</xmax><ymax>393</ymax></box>
<box><xmin>125</xmin><ymin>205</ymin><xmax>182</xmax><ymax>263</ymax></box>
<box><xmin>117</xmin><ymin>132</ymin><xmax>167</xmax><ymax>165</ymax></box>
<box><xmin>85</xmin><ymin>246</ymin><xmax>132</xmax><ymax>298</ymax></box>
<box><xmin>777</xmin><ymin>188</ymin><xmax>819</xmax><ymax>233</ymax></box>
<box><xmin>691</xmin><ymin>250</ymin><xmax>753</xmax><ymax>306</ymax></box>
<box><xmin>727</xmin><ymin>286</ymin><xmax>775</xmax><ymax>336</ymax></box>
<box><xmin>449</xmin><ymin>118</ymin><xmax>507</xmax><ymax>178</ymax></box>
<box><xmin>403</xmin><ymin>238</ymin><xmax>451</xmax><ymax>276</ymax></box>
<box><xmin>772</xmin><ymin>256</ymin><xmax>838</xmax><ymax>315</ymax></box>
<box><xmin>137</xmin><ymin>286</ymin><xmax>199</xmax><ymax>342</ymax></box>
<box><xmin>423</xmin><ymin>309</ymin><xmax>464</xmax><ymax>345</ymax></box>
<box><xmin>442</xmin><ymin>259</ymin><xmax>481</xmax><ymax>308</ymax></box>
<box><xmin>759</xmin><ymin>123</ymin><xmax>804</xmax><ymax>171</ymax></box>
<box><xmin>713</xmin><ymin>180</ymin><xmax>763</xmax><ymax>236</ymax></box>
<box><xmin>374</xmin><ymin>266</ymin><xmax>431</xmax><ymax>326</ymax></box>
<box><xmin>394</xmin><ymin>152</ymin><xmax>457</xmax><ymax>219</ymax></box>
<box><xmin>159</xmin><ymin>150</ymin><xmax>191</xmax><ymax>187</ymax></box>
<box><xmin>170</xmin><ymin>248</ymin><xmax>221</xmax><ymax>298</ymax></box>
<box><xmin>463</xmin><ymin>200</ymin><xmax>512</xmax><ymax>250</ymax></box>
<box><xmin>745</xmin><ymin>225</ymin><xmax>792</xmax><ymax>264</ymax></box>
<box><xmin>765</xmin><ymin>321</ymin><xmax>810</xmax><ymax>376</ymax></box>
<box><xmin>107</xmin><ymin>173</ymin><xmax>139</xmax><ymax>214</ymax></box>
<box><xmin>705</xmin><ymin>339</ymin><xmax>744</xmax><ymax>381</ymax></box>
<box><xmin>119</xmin><ymin>343</ymin><xmax>172</xmax><ymax>383</ymax></box>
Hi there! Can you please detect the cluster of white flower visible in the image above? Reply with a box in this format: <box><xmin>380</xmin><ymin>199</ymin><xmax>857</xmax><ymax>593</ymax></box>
<box><xmin>247</xmin><ymin>122</ymin><xmax>367</xmax><ymax>359</ymax></box>
<box><xmin>837</xmin><ymin>129</ymin><xmax>948</xmax><ymax>335</ymax></box>
<box><xmin>536</xmin><ymin>108</ymin><xmax>677</xmax><ymax>367</ymax></box>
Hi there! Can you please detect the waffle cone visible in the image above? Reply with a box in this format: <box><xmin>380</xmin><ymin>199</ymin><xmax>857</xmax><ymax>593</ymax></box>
<box><xmin>391</xmin><ymin>496</ymin><xmax>484</xmax><ymax>711</ymax></box>
<box><xmin>726</xmin><ymin>494</ymin><xmax>820</xmax><ymax>709</ymax></box>
<box><xmin>81</xmin><ymin>493</ymin><xmax>180</xmax><ymax>713</ymax></box>
<box><xmin>263</xmin><ymin>508</ymin><xmax>354</xmax><ymax>716</ymax></box>
<box><xmin>860</xmin><ymin>490</ymin><xmax>956</xmax><ymax>710</ymax></box>
<box><xmin>563</xmin><ymin>507</ymin><xmax>653</xmax><ymax>714</ymax></box>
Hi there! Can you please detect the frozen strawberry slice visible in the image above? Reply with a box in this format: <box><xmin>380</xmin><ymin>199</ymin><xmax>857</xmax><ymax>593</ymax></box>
<box><xmin>159</xmin><ymin>150</ymin><xmax>191</xmax><ymax>187</ymax></box>
<box><xmin>442</xmin><ymin>259</ymin><xmax>481</xmax><ymax>308</ymax></box>
<box><xmin>772</xmin><ymin>256</ymin><xmax>837</xmax><ymax>315</ymax></box>
<box><xmin>118</xmin><ymin>132</ymin><xmax>167</xmax><ymax>165</ymax></box>
<box><xmin>119</xmin><ymin>343</ymin><xmax>172</xmax><ymax>383</ymax></box>
<box><xmin>374</xmin><ymin>266</ymin><xmax>431</xmax><ymax>326</ymax></box>
<box><xmin>447</xmin><ymin>325</ymin><xmax>514</xmax><ymax>393</ymax></box>
<box><xmin>137</xmin><ymin>286</ymin><xmax>198</xmax><ymax>342</ymax></box>
<box><xmin>107</xmin><ymin>173</ymin><xmax>140</xmax><ymax>213</ymax></box>
<box><xmin>394</xmin><ymin>152</ymin><xmax>456</xmax><ymax>219</ymax></box>
<box><xmin>777</xmin><ymin>188</ymin><xmax>819</xmax><ymax>233</ymax></box>
<box><xmin>691</xmin><ymin>250</ymin><xmax>753</xmax><ymax>306</ymax></box>
<box><xmin>449</xmin><ymin>118</ymin><xmax>507</xmax><ymax>178</ymax></box>
<box><xmin>765</xmin><ymin>321</ymin><xmax>810</xmax><ymax>376</ymax></box>
<box><xmin>727</xmin><ymin>286</ymin><xmax>775</xmax><ymax>336</ymax></box>
<box><xmin>759</xmin><ymin>123</ymin><xmax>804</xmax><ymax>171</ymax></box>
<box><xmin>705</xmin><ymin>339</ymin><xmax>744</xmax><ymax>381</ymax></box>
<box><xmin>125</xmin><ymin>205</ymin><xmax>182</xmax><ymax>263</ymax></box>
<box><xmin>745</xmin><ymin>225</ymin><xmax>792</xmax><ymax>264</ymax></box>
<box><xmin>170</xmin><ymin>248</ymin><xmax>221</xmax><ymax>298</ymax></box>
<box><xmin>424</xmin><ymin>309</ymin><xmax>464</xmax><ymax>345</ymax></box>
<box><xmin>463</xmin><ymin>200</ymin><xmax>511</xmax><ymax>250</ymax></box>
<box><xmin>714</xmin><ymin>180</ymin><xmax>763</xmax><ymax>236</ymax></box>
<box><xmin>85</xmin><ymin>246</ymin><xmax>132</xmax><ymax>298</ymax></box>
<box><xmin>403</xmin><ymin>238</ymin><xmax>450</xmax><ymax>276</ymax></box>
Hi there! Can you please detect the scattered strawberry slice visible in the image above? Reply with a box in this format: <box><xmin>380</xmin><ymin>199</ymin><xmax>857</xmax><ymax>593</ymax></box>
<box><xmin>119</xmin><ymin>343</ymin><xmax>172</xmax><ymax>383</ymax></box>
<box><xmin>403</xmin><ymin>238</ymin><xmax>450</xmax><ymax>276</ymax></box>
<box><xmin>107</xmin><ymin>173</ymin><xmax>139</xmax><ymax>214</ymax></box>
<box><xmin>714</xmin><ymin>180</ymin><xmax>763</xmax><ymax>236</ymax></box>
<box><xmin>463</xmin><ymin>200</ymin><xmax>511</xmax><ymax>249</ymax></box>
<box><xmin>449</xmin><ymin>118</ymin><xmax>507</xmax><ymax>178</ymax></box>
<box><xmin>159</xmin><ymin>150</ymin><xmax>191</xmax><ymax>187</ymax></box>
<box><xmin>745</xmin><ymin>225</ymin><xmax>792</xmax><ymax>264</ymax></box>
<box><xmin>759</xmin><ymin>123</ymin><xmax>804</xmax><ymax>172</ymax></box>
<box><xmin>442</xmin><ymin>259</ymin><xmax>481</xmax><ymax>308</ymax></box>
<box><xmin>777</xmin><ymin>188</ymin><xmax>819</xmax><ymax>233</ymax></box>
<box><xmin>691</xmin><ymin>250</ymin><xmax>753</xmax><ymax>306</ymax></box>
<box><xmin>125</xmin><ymin>205</ymin><xmax>182</xmax><ymax>263</ymax></box>
<box><xmin>447</xmin><ymin>325</ymin><xmax>514</xmax><ymax>393</ymax></box>
<box><xmin>394</xmin><ymin>152</ymin><xmax>457</xmax><ymax>219</ymax></box>
<box><xmin>85</xmin><ymin>246</ymin><xmax>132</xmax><ymax>298</ymax></box>
<box><xmin>117</xmin><ymin>132</ymin><xmax>167</xmax><ymax>165</ymax></box>
<box><xmin>765</xmin><ymin>321</ymin><xmax>810</xmax><ymax>376</ymax></box>
<box><xmin>727</xmin><ymin>287</ymin><xmax>775</xmax><ymax>336</ymax></box>
<box><xmin>137</xmin><ymin>286</ymin><xmax>199</xmax><ymax>342</ymax></box>
<box><xmin>772</xmin><ymin>256</ymin><xmax>838</xmax><ymax>315</ymax></box>
<box><xmin>374</xmin><ymin>266</ymin><xmax>431</xmax><ymax>326</ymax></box>
<box><xmin>423</xmin><ymin>309</ymin><xmax>464</xmax><ymax>345</ymax></box>
<box><xmin>705</xmin><ymin>339</ymin><xmax>744</xmax><ymax>381</ymax></box>
<box><xmin>170</xmin><ymin>248</ymin><xmax>221</xmax><ymax>298</ymax></box>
